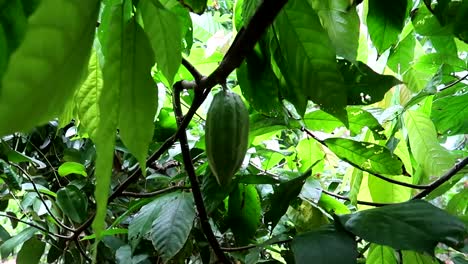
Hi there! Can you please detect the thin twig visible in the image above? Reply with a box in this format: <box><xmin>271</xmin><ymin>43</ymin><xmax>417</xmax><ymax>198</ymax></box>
<box><xmin>0</xmin><ymin>212</ymin><xmax>71</xmax><ymax>239</ymax></box>
<box><xmin>173</xmin><ymin>82</ymin><xmax>231</xmax><ymax>263</ymax></box>
<box><xmin>220</xmin><ymin>238</ymin><xmax>293</xmax><ymax>252</ymax></box>
<box><xmin>9</xmin><ymin>162</ymin><xmax>75</xmax><ymax>232</ymax></box>
<box><xmin>121</xmin><ymin>186</ymin><xmax>191</xmax><ymax>198</ymax></box>
<box><xmin>27</xmin><ymin>139</ymin><xmax>61</xmax><ymax>185</ymax></box>
<box><xmin>322</xmin><ymin>190</ymin><xmax>390</xmax><ymax>207</ymax></box>
<box><xmin>301</xmin><ymin>128</ymin><xmax>429</xmax><ymax>190</ymax></box>
<box><xmin>412</xmin><ymin>157</ymin><xmax>468</xmax><ymax>199</ymax></box>
<box><xmin>439</xmin><ymin>73</ymin><xmax>468</xmax><ymax>91</ymax></box>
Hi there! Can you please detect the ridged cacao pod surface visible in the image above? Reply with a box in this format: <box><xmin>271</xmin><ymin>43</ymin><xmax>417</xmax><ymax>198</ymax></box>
<box><xmin>205</xmin><ymin>90</ymin><xmax>249</xmax><ymax>186</ymax></box>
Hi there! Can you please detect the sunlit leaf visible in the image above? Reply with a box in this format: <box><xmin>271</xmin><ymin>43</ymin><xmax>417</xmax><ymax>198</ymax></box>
<box><xmin>431</xmin><ymin>91</ymin><xmax>468</xmax><ymax>135</ymax></box>
<box><xmin>310</xmin><ymin>0</ymin><xmax>360</xmax><ymax>61</ymax></box>
<box><xmin>366</xmin><ymin>244</ymin><xmax>397</xmax><ymax>264</ymax></box>
<box><xmin>0</xmin><ymin>0</ymin><xmax>100</xmax><ymax>137</ymax></box>
<box><xmin>75</xmin><ymin>49</ymin><xmax>102</xmax><ymax>140</ymax></box>
<box><xmin>58</xmin><ymin>161</ymin><xmax>87</xmax><ymax>177</ymax></box>
<box><xmin>324</xmin><ymin>138</ymin><xmax>404</xmax><ymax>176</ymax></box>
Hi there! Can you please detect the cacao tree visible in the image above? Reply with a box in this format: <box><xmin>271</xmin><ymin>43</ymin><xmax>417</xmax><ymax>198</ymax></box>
<box><xmin>0</xmin><ymin>0</ymin><xmax>467</xmax><ymax>263</ymax></box>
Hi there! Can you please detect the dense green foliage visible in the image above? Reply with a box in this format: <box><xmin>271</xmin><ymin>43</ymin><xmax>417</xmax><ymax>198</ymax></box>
<box><xmin>0</xmin><ymin>0</ymin><xmax>467</xmax><ymax>263</ymax></box>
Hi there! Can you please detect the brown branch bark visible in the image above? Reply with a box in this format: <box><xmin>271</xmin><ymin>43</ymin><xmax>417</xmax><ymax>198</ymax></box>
<box><xmin>173</xmin><ymin>82</ymin><xmax>230</xmax><ymax>263</ymax></box>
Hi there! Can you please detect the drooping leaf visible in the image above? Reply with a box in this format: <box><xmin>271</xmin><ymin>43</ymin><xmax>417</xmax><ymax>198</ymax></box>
<box><xmin>366</xmin><ymin>244</ymin><xmax>397</xmax><ymax>264</ymax></box>
<box><xmin>237</xmin><ymin>47</ymin><xmax>282</xmax><ymax>117</ymax></box>
<box><xmin>57</xmin><ymin>161</ymin><xmax>87</xmax><ymax>177</ymax></box>
<box><xmin>304</xmin><ymin>107</ymin><xmax>386</xmax><ymax>139</ymax></box>
<box><xmin>265</xmin><ymin>170</ymin><xmax>312</xmax><ymax>229</ymax></box>
<box><xmin>151</xmin><ymin>192</ymin><xmax>195</xmax><ymax>262</ymax></box>
<box><xmin>93</xmin><ymin>2</ymin><xmax>124</xmax><ymax>241</ymax></box>
<box><xmin>367</xmin><ymin>0</ymin><xmax>408</xmax><ymax>54</ymax></box>
<box><xmin>118</xmin><ymin>18</ymin><xmax>157</xmax><ymax>171</ymax></box>
<box><xmin>274</xmin><ymin>0</ymin><xmax>347</xmax><ymax>122</ymax></box>
<box><xmin>338</xmin><ymin>200</ymin><xmax>466</xmax><ymax>254</ymax></box>
<box><xmin>292</xmin><ymin>225</ymin><xmax>357</xmax><ymax>264</ymax></box>
<box><xmin>75</xmin><ymin>49</ymin><xmax>103</xmax><ymax>140</ymax></box>
<box><xmin>324</xmin><ymin>138</ymin><xmax>404</xmax><ymax>176</ymax></box>
<box><xmin>337</xmin><ymin>60</ymin><xmax>401</xmax><ymax>105</ymax></box>
<box><xmin>56</xmin><ymin>185</ymin><xmax>88</xmax><ymax>223</ymax></box>
<box><xmin>201</xmin><ymin>170</ymin><xmax>235</xmax><ymax>214</ymax></box>
<box><xmin>0</xmin><ymin>227</ymin><xmax>37</xmax><ymax>259</ymax></box>
<box><xmin>228</xmin><ymin>184</ymin><xmax>262</xmax><ymax>246</ymax></box>
<box><xmin>431</xmin><ymin>92</ymin><xmax>468</xmax><ymax>135</ymax></box>
<box><xmin>16</xmin><ymin>236</ymin><xmax>45</xmax><ymax>264</ymax></box>
<box><xmin>310</xmin><ymin>0</ymin><xmax>360</xmax><ymax>61</ymax></box>
<box><xmin>0</xmin><ymin>0</ymin><xmax>100</xmax><ymax>137</ymax></box>
<box><xmin>139</xmin><ymin>0</ymin><xmax>182</xmax><ymax>85</ymax></box>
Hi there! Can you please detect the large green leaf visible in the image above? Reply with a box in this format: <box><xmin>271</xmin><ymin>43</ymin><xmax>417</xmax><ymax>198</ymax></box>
<box><xmin>324</xmin><ymin>138</ymin><xmax>404</xmax><ymax>176</ymax></box>
<box><xmin>411</xmin><ymin>4</ymin><xmax>452</xmax><ymax>37</ymax></box>
<box><xmin>0</xmin><ymin>227</ymin><xmax>37</xmax><ymax>259</ymax></box>
<box><xmin>118</xmin><ymin>18</ymin><xmax>157</xmax><ymax>170</ymax></box>
<box><xmin>75</xmin><ymin>49</ymin><xmax>102</xmax><ymax>141</ymax></box>
<box><xmin>292</xmin><ymin>225</ymin><xmax>357</xmax><ymax>264</ymax></box>
<box><xmin>128</xmin><ymin>192</ymin><xmax>178</xmax><ymax>245</ymax></box>
<box><xmin>387</xmin><ymin>31</ymin><xmax>416</xmax><ymax>74</ymax></box>
<box><xmin>366</xmin><ymin>244</ymin><xmax>397</xmax><ymax>264</ymax></box>
<box><xmin>337</xmin><ymin>60</ymin><xmax>401</xmax><ymax>105</ymax></box>
<box><xmin>431</xmin><ymin>92</ymin><xmax>468</xmax><ymax>135</ymax></box>
<box><xmin>265</xmin><ymin>171</ymin><xmax>311</xmax><ymax>229</ymax></box>
<box><xmin>56</xmin><ymin>185</ymin><xmax>88</xmax><ymax>223</ymax></box>
<box><xmin>404</xmin><ymin>110</ymin><xmax>455</xmax><ymax>181</ymax></box>
<box><xmin>151</xmin><ymin>192</ymin><xmax>195</xmax><ymax>262</ymax></box>
<box><xmin>228</xmin><ymin>184</ymin><xmax>262</xmax><ymax>246</ymax></box>
<box><xmin>92</xmin><ymin>2</ymin><xmax>123</xmax><ymax>240</ymax></box>
<box><xmin>296</xmin><ymin>138</ymin><xmax>324</xmax><ymax>172</ymax></box>
<box><xmin>0</xmin><ymin>25</ymin><xmax>7</xmax><ymax>79</ymax></box>
<box><xmin>310</xmin><ymin>0</ymin><xmax>360</xmax><ymax>61</ymax></box>
<box><xmin>338</xmin><ymin>200</ymin><xmax>466</xmax><ymax>254</ymax></box>
<box><xmin>139</xmin><ymin>0</ymin><xmax>182</xmax><ymax>85</ymax></box>
<box><xmin>402</xmin><ymin>251</ymin><xmax>439</xmax><ymax>264</ymax></box>
<box><xmin>367</xmin><ymin>0</ymin><xmax>408</xmax><ymax>54</ymax></box>
<box><xmin>237</xmin><ymin>47</ymin><xmax>282</xmax><ymax>117</ymax></box>
<box><xmin>16</xmin><ymin>236</ymin><xmax>45</xmax><ymax>264</ymax></box>
<box><xmin>304</xmin><ymin>107</ymin><xmax>385</xmax><ymax>139</ymax></box>
<box><xmin>0</xmin><ymin>0</ymin><xmax>100</xmax><ymax>137</ymax></box>
<box><xmin>274</xmin><ymin>0</ymin><xmax>347</xmax><ymax>122</ymax></box>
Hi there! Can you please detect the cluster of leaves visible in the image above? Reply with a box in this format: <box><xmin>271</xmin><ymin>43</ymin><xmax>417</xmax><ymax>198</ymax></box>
<box><xmin>0</xmin><ymin>0</ymin><xmax>467</xmax><ymax>263</ymax></box>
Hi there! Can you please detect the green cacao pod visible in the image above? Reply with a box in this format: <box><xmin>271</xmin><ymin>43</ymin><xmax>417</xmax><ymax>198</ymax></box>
<box><xmin>205</xmin><ymin>90</ymin><xmax>249</xmax><ymax>186</ymax></box>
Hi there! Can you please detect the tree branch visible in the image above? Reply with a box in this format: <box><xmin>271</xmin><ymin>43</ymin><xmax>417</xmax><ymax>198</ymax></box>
<box><xmin>322</xmin><ymin>190</ymin><xmax>390</xmax><ymax>207</ymax></box>
<box><xmin>182</xmin><ymin>58</ymin><xmax>203</xmax><ymax>83</ymax></box>
<box><xmin>439</xmin><ymin>72</ymin><xmax>468</xmax><ymax>91</ymax></box>
<box><xmin>173</xmin><ymin>82</ymin><xmax>231</xmax><ymax>263</ymax></box>
<box><xmin>412</xmin><ymin>157</ymin><xmax>468</xmax><ymax>199</ymax></box>
<box><xmin>220</xmin><ymin>238</ymin><xmax>293</xmax><ymax>252</ymax></box>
